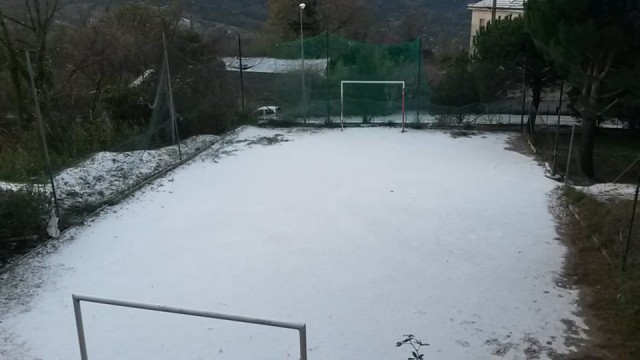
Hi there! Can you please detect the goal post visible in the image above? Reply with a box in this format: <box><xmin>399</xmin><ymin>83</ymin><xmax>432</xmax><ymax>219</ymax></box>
<box><xmin>340</xmin><ymin>80</ymin><xmax>406</xmax><ymax>132</ymax></box>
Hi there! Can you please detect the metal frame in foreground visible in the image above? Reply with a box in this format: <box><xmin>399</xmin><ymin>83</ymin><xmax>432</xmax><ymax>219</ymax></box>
<box><xmin>72</xmin><ymin>294</ymin><xmax>307</xmax><ymax>360</ymax></box>
<box><xmin>340</xmin><ymin>80</ymin><xmax>406</xmax><ymax>132</ymax></box>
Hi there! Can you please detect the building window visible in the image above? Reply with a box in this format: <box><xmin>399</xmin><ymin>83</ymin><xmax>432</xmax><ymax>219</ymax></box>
<box><xmin>479</xmin><ymin>19</ymin><xmax>486</xmax><ymax>29</ymax></box>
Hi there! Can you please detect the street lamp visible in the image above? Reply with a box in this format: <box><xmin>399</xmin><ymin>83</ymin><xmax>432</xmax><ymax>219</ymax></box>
<box><xmin>299</xmin><ymin>3</ymin><xmax>306</xmax><ymax>122</ymax></box>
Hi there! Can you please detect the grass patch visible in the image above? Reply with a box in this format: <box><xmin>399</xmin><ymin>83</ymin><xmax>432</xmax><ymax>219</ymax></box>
<box><xmin>562</xmin><ymin>187</ymin><xmax>640</xmax><ymax>358</ymax></box>
<box><xmin>0</xmin><ymin>118</ymin><xmax>144</xmax><ymax>182</ymax></box>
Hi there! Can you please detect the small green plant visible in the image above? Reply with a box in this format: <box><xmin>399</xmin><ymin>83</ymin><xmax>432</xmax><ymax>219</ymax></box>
<box><xmin>396</xmin><ymin>334</ymin><xmax>429</xmax><ymax>360</ymax></box>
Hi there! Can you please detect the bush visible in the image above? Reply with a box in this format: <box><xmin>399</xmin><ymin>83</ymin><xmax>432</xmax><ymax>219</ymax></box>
<box><xmin>0</xmin><ymin>188</ymin><xmax>49</xmax><ymax>240</ymax></box>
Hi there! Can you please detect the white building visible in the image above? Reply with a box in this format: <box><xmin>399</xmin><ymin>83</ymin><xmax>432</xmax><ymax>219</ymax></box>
<box><xmin>468</xmin><ymin>0</ymin><xmax>525</xmax><ymax>53</ymax></box>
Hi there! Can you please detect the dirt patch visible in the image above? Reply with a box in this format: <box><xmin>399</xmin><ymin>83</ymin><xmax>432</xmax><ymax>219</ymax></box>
<box><xmin>531</xmin><ymin>127</ymin><xmax>640</xmax><ymax>185</ymax></box>
<box><xmin>484</xmin><ymin>334</ymin><xmax>565</xmax><ymax>359</ymax></box>
<box><xmin>244</xmin><ymin>134</ymin><xmax>290</xmax><ymax>146</ymax></box>
<box><xmin>448</xmin><ymin>130</ymin><xmax>480</xmax><ymax>138</ymax></box>
<box><xmin>552</xmin><ymin>188</ymin><xmax>640</xmax><ymax>359</ymax></box>
<box><xmin>505</xmin><ymin>132</ymin><xmax>538</xmax><ymax>158</ymax></box>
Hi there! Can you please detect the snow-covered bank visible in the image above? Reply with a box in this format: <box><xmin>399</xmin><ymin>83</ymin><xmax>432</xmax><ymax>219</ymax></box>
<box><xmin>574</xmin><ymin>183</ymin><xmax>639</xmax><ymax>202</ymax></box>
<box><xmin>0</xmin><ymin>135</ymin><xmax>219</xmax><ymax>210</ymax></box>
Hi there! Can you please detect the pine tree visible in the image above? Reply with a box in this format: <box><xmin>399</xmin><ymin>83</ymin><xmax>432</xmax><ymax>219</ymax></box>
<box><xmin>472</xmin><ymin>16</ymin><xmax>556</xmax><ymax>134</ymax></box>
<box><xmin>525</xmin><ymin>0</ymin><xmax>639</xmax><ymax>178</ymax></box>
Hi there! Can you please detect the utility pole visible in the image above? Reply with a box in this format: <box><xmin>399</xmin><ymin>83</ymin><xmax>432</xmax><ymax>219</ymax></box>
<box><xmin>492</xmin><ymin>0</ymin><xmax>497</xmax><ymax>22</ymax></box>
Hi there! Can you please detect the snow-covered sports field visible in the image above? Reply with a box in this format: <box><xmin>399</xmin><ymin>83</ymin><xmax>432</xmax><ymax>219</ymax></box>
<box><xmin>0</xmin><ymin>127</ymin><xmax>586</xmax><ymax>359</ymax></box>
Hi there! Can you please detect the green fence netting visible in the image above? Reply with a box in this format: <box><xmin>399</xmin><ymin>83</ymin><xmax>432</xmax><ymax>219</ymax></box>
<box><xmin>265</xmin><ymin>32</ymin><xmax>431</xmax><ymax>124</ymax></box>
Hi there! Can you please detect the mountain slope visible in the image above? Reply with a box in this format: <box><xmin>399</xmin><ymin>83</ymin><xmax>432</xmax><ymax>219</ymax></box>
<box><xmin>55</xmin><ymin>0</ymin><xmax>473</xmax><ymax>49</ymax></box>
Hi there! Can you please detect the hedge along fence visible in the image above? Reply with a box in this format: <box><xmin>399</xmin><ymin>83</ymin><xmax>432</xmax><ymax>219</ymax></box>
<box><xmin>0</xmin><ymin>187</ymin><xmax>50</xmax><ymax>267</ymax></box>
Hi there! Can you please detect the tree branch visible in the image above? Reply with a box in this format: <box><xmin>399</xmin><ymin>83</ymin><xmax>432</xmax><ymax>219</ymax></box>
<box><xmin>597</xmin><ymin>98</ymin><xmax>619</xmax><ymax>116</ymax></box>
<box><xmin>598</xmin><ymin>51</ymin><xmax>614</xmax><ymax>81</ymax></box>
<box><xmin>1</xmin><ymin>14</ymin><xmax>35</xmax><ymax>30</ymax></box>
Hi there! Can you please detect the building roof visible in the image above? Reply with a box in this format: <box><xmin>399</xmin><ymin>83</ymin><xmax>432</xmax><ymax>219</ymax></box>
<box><xmin>468</xmin><ymin>0</ymin><xmax>524</xmax><ymax>11</ymax></box>
<box><xmin>222</xmin><ymin>57</ymin><xmax>327</xmax><ymax>75</ymax></box>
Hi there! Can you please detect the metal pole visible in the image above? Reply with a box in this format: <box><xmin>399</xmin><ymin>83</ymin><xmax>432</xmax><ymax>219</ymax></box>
<box><xmin>300</xmin><ymin>5</ymin><xmax>306</xmax><ymax>124</ymax></box>
<box><xmin>340</xmin><ymin>81</ymin><xmax>344</xmax><ymax>131</ymax></box>
<box><xmin>25</xmin><ymin>50</ymin><xmax>60</xmax><ymax>219</ymax></box>
<box><xmin>401</xmin><ymin>85</ymin><xmax>406</xmax><ymax>132</ymax></box>
<box><xmin>622</xmin><ymin>175</ymin><xmax>640</xmax><ymax>272</ymax></box>
<box><xmin>416</xmin><ymin>36</ymin><xmax>422</xmax><ymax>124</ymax></box>
<box><xmin>556</xmin><ymin>81</ymin><xmax>564</xmax><ymax>125</ymax></box>
<box><xmin>73</xmin><ymin>296</ymin><xmax>89</xmax><ymax>360</ymax></box>
<box><xmin>326</xmin><ymin>30</ymin><xmax>330</xmax><ymax>125</ymax></box>
<box><xmin>238</xmin><ymin>34</ymin><xmax>245</xmax><ymax>113</ymax></box>
<box><xmin>299</xmin><ymin>324</ymin><xmax>308</xmax><ymax>360</ymax></box>
<box><xmin>565</xmin><ymin>125</ymin><xmax>575</xmax><ymax>185</ymax></box>
<box><xmin>162</xmin><ymin>33</ymin><xmax>182</xmax><ymax>161</ymax></box>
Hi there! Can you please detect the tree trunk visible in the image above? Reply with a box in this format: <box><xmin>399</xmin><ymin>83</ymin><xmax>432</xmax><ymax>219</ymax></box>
<box><xmin>580</xmin><ymin>114</ymin><xmax>597</xmax><ymax>179</ymax></box>
<box><xmin>526</xmin><ymin>78</ymin><xmax>542</xmax><ymax>135</ymax></box>
<box><xmin>0</xmin><ymin>11</ymin><xmax>29</xmax><ymax>125</ymax></box>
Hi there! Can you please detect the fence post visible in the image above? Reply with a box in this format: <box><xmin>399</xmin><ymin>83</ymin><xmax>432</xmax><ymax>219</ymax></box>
<box><xmin>557</xmin><ymin>81</ymin><xmax>564</xmax><ymax>126</ymax></box>
<box><xmin>622</xmin><ymin>175</ymin><xmax>640</xmax><ymax>272</ymax></box>
<box><xmin>238</xmin><ymin>34</ymin><xmax>245</xmax><ymax>113</ymax></box>
<box><xmin>546</xmin><ymin>105</ymin><xmax>550</xmax><ymax>125</ymax></box>
<box><xmin>162</xmin><ymin>33</ymin><xmax>182</xmax><ymax>161</ymax></box>
<box><xmin>416</xmin><ymin>36</ymin><xmax>422</xmax><ymax>125</ymax></box>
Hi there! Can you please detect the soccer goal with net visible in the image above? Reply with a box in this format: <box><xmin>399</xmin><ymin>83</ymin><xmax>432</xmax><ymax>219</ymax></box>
<box><xmin>340</xmin><ymin>80</ymin><xmax>406</xmax><ymax>132</ymax></box>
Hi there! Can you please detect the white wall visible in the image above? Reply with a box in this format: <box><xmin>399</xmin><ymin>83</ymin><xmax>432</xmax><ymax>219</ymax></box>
<box><xmin>469</xmin><ymin>8</ymin><xmax>524</xmax><ymax>54</ymax></box>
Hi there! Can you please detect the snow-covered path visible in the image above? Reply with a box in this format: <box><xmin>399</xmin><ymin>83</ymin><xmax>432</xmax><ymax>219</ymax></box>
<box><xmin>0</xmin><ymin>127</ymin><xmax>585</xmax><ymax>360</ymax></box>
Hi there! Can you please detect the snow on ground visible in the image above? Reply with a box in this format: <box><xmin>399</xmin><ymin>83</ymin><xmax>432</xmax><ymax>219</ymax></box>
<box><xmin>575</xmin><ymin>183</ymin><xmax>639</xmax><ymax>202</ymax></box>
<box><xmin>0</xmin><ymin>127</ymin><xmax>586</xmax><ymax>360</ymax></box>
<box><xmin>0</xmin><ymin>135</ymin><xmax>219</xmax><ymax>209</ymax></box>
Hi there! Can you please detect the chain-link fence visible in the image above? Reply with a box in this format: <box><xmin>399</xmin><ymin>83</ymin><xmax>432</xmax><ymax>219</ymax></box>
<box><xmin>0</xmin><ymin>32</ymin><xmax>234</xmax><ymax>268</ymax></box>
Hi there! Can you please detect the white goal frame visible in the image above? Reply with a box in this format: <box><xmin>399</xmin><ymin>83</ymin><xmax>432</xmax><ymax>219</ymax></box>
<box><xmin>72</xmin><ymin>294</ymin><xmax>307</xmax><ymax>360</ymax></box>
<box><xmin>340</xmin><ymin>80</ymin><xmax>406</xmax><ymax>132</ymax></box>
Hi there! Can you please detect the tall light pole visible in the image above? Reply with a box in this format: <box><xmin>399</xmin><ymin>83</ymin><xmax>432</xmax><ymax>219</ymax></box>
<box><xmin>299</xmin><ymin>3</ymin><xmax>306</xmax><ymax>122</ymax></box>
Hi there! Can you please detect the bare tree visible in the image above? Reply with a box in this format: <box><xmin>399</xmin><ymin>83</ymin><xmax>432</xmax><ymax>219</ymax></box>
<box><xmin>316</xmin><ymin>0</ymin><xmax>372</xmax><ymax>40</ymax></box>
<box><xmin>0</xmin><ymin>6</ymin><xmax>29</xmax><ymax>124</ymax></box>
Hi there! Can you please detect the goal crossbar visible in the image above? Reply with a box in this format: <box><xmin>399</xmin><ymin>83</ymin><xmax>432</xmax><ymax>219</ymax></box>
<box><xmin>340</xmin><ymin>80</ymin><xmax>406</xmax><ymax>132</ymax></box>
<box><xmin>72</xmin><ymin>294</ymin><xmax>308</xmax><ymax>360</ymax></box>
